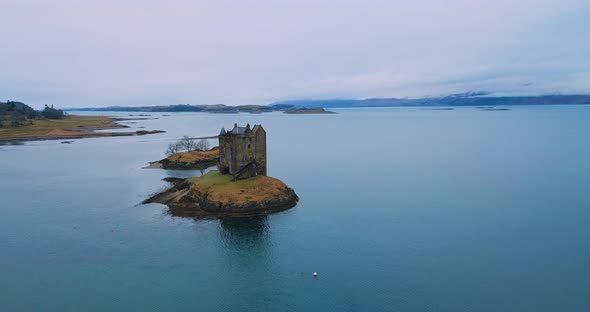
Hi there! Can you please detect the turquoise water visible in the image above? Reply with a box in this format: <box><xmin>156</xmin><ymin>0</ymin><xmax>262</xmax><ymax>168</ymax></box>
<box><xmin>1</xmin><ymin>106</ymin><xmax>589</xmax><ymax>311</ymax></box>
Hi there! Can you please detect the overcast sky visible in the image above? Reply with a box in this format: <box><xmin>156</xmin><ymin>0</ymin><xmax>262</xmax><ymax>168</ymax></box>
<box><xmin>1</xmin><ymin>0</ymin><xmax>589</xmax><ymax>108</ymax></box>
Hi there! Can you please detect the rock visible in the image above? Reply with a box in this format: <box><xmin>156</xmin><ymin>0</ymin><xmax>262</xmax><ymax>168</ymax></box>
<box><xmin>136</xmin><ymin>130</ymin><xmax>166</xmax><ymax>135</ymax></box>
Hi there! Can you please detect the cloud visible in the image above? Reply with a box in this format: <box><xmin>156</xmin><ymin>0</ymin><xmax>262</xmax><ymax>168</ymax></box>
<box><xmin>1</xmin><ymin>0</ymin><xmax>589</xmax><ymax>107</ymax></box>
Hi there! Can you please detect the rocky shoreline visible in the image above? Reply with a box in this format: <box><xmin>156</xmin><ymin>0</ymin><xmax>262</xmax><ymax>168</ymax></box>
<box><xmin>143</xmin><ymin>173</ymin><xmax>299</xmax><ymax>218</ymax></box>
<box><xmin>147</xmin><ymin>158</ymin><xmax>218</xmax><ymax>170</ymax></box>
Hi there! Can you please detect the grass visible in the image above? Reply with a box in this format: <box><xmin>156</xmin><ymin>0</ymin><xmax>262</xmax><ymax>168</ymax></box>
<box><xmin>0</xmin><ymin>116</ymin><xmax>121</xmax><ymax>139</ymax></box>
<box><xmin>167</xmin><ymin>148</ymin><xmax>219</xmax><ymax>163</ymax></box>
<box><xmin>187</xmin><ymin>170</ymin><xmax>289</xmax><ymax>205</ymax></box>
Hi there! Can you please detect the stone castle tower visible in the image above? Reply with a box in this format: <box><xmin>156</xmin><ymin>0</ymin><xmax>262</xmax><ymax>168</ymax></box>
<box><xmin>218</xmin><ymin>123</ymin><xmax>266</xmax><ymax>180</ymax></box>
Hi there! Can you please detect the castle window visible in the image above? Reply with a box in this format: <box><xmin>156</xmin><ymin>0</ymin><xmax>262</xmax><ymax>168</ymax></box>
<box><xmin>248</xmin><ymin>144</ymin><xmax>251</xmax><ymax>149</ymax></box>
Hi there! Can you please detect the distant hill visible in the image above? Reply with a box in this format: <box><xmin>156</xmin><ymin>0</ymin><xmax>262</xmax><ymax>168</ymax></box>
<box><xmin>270</xmin><ymin>94</ymin><xmax>590</xmax><ymax>108</ymax></box>
<box><xmin>0</xmin><ymin>101</ymin><xmax>39</xmax><ymax>118</ymax></box>
<box><xmin>70</xmin><ymin>104</ymin><xmax>275</xmax><ymax>114</ymax></box>
<box><xmin>0</xmin><ymin>101</ymin><xmax>39</xmax><ymax>127</ymax></box>
<box><xmin>69</xmin><ymin>94</ymin><xmax>590</xmax><ymax>113</ymax></box>
<box><xmin>0</xmin><ymin>101</ymin><xmax>65</xmax><ymax>127</ymax></box>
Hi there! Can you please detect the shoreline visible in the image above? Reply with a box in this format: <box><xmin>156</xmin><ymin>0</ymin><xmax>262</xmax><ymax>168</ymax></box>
<box><xmin>0</xmin><ymin>130</ymin><xmax>166</xmax><ymax>143</ymax></box>
<box><xmin>0</xmin><ymin>115</ymin><xmax>165</xmax><ymax>142</ymax></box>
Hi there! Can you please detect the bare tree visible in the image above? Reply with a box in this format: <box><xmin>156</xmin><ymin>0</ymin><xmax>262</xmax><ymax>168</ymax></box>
<box><xmin>179</xmin><ymin>136</ymin><xmax>197</xmax><ymax>152</ymax></box>
<box><xmin>165</xmin><ymin>142</ymin><xmax>182</xmax><ymax>155</ymax></box>
<box><xmin>166</xmin><ymin>137</ymin><xmax>207</xmax><ymax>155</ymax></box>
<box><xmin>195</xmin><ymin>139</ymin><xmax>210</xmax><ymax>151</ymax></box>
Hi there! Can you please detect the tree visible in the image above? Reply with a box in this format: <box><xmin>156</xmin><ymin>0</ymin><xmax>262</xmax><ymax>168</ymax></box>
<box><xmin>166</xmin><ymin>137</ymin><xmax>207</xmax><ymax>155</ymax></box>
<box><xmin>41</xmin><ymin>104</ymin><xmax>64</xmax><ymax>119</ymax></box>
<box><xmin>195</xmin><ymin>139</ymin><xmax>210</xmax><ymax>151</ymax></box>
<box><xmin>166</xmin><ymin>142</ymin><xmax>182</xmax><ymax>155</ymax></box>
<box><xmin>179</xmin><ymin>136</ymin><xmax>197</xmax><ymax>152</ymax></box>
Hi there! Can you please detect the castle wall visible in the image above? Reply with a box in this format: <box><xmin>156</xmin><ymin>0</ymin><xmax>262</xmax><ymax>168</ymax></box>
<box><xmin>218</xmin><ymin>125</ymin><xmax>267</xmax><ymax>180</ymax></box>
<box><xmin>254</xmin><ymin>129</ymin><xmax>266</xmax><ymax>175</ymax></box>
<box><xmin>218</xmin><ymin>136</ymin><xmax>232</xmax><ymax>174</ymax></box>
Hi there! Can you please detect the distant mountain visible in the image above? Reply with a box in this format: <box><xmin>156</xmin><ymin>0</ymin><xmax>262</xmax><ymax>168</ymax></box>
<box><xmin>270</xmin><ymin>94</ymin><xmax>590</xmax><ymax>108</ymax></box>
<box><xmin>68</xmin><ymin>94</ymin><xmax>590</xmax><ymax>113</ymax></box>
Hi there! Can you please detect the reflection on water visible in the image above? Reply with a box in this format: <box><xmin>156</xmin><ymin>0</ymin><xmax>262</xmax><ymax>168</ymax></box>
<box><xmin>212</xmin><ymin>216</ymin><xmax>275</xmax><ymax>311</ymax></box>
<box><xmin>218</xmin><ymin>216</ymin><xmax>269</xmax><ymax>249</ymax></box>
<box><xmin>0</xmin><ymin>140</ymin><xmax>25</xmax><ymax>146</ymax></box>
<box><xmin>216</xmin><ymin>216</ymin><xmax>273</xmax><ymax>286</ymax></box>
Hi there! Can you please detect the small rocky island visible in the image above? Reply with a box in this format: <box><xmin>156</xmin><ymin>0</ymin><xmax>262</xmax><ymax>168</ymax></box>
<box><xmin>284</xmin><ymin>107</ymin><xmax>336</xmax><ymax>114</ymax></box>
<box><xmin>145</xmin><ymin>124</ymin><xmax>298</xmax><ymax>217</ymax></box>
<box><xmin>149</xmin><ymin>147</ymin><xmax>220</xmax><ymax>169</ymax></box>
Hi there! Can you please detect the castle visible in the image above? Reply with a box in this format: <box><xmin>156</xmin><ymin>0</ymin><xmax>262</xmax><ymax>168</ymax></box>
<box><xmin>218</xmin><ymin>123</ymin><xmax>266</xmax><ymax>180</ymax></box>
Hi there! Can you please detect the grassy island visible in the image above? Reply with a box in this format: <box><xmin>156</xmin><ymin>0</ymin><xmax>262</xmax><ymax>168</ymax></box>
<box><xmin>144</xmin><ymin>170</ymin><xmax>298</xmax><ymax>218</ymax></box>
<box><xmin>188</xmin><ymin>171</ymin><xmax>293</xmax><ymax>206</ymax></box>
<box><xmin>149</xmin><ymin>147</ymin><xmax>220</xmax><ymax>170</ymax></box>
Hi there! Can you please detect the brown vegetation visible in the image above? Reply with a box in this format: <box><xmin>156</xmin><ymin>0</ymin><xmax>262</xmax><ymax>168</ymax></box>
<box><xmin>0</xmin><ymin>116</ymin><xmax>121</xmax><ymax>140</ymax></box>
<box><xmin>167</xmin><ymin>147</ymin><xmax>219</xmax><ymax>163</ymax></box>
<box><xmin>187</xmin><ymin>171</ymin><xmax>291</xmax><ymax>206</ymax></box>
<box><xmin>0</xmin><ymin>115</ymin><xmax>164</xmax><ymax>142</ymax></box>
<box><xmin>148</xmin><ymin>147</ymin><xmax>219</xmax><ymax>170</ymax></box>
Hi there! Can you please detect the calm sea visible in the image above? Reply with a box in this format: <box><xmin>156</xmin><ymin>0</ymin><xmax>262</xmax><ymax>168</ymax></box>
<box><xmin>1</xmin><ymin>106</ymin><xmax>589</xmax><ymax>311</ymax></box>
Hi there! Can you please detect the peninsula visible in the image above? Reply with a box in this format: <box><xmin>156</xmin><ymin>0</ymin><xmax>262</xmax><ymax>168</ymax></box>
<box><xmin>0</xmin><ymin>101</ymin><xmax>165</xmax><ymax>142</ymax></box>
<box><xmin>145</xmin><ymin>124</ymin><xmax>298</xmax><ymax>217</ymax></box>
